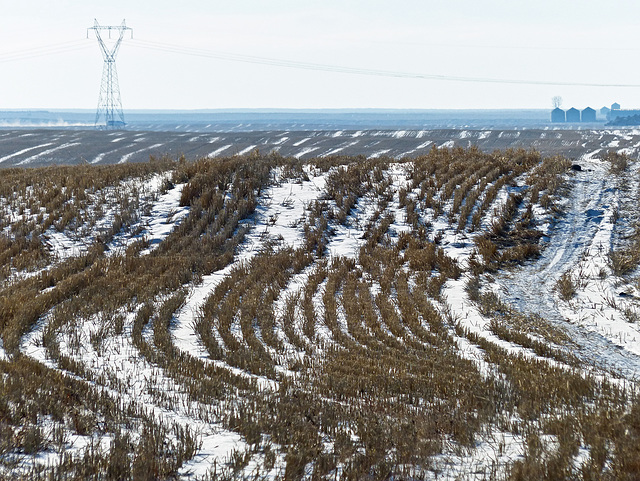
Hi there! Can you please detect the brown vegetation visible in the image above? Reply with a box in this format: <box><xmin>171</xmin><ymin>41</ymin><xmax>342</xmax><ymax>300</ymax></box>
<box><xmin>0</xmin><ymin>147</ymin><xmax>637</xmax><ymax>480</ymax></box>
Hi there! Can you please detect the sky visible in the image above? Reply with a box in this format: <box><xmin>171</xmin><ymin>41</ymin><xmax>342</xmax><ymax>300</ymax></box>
<box><xmin>2</xmin><ymin>1</ymin><xmax>640</xmax><ymax>111</ymax></box>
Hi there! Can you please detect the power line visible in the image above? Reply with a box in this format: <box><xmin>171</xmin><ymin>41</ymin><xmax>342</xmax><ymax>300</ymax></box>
<box><xmin>363</xmin><ymin>38</ymin><xmax>640</xmax><ymax>53</ymax></box>
<box><xmin>128</xmin><ymin>38</ymin><xmax>640</xmax><ymax>88</ymax></box>
<box><xmin>2</xmin><ymin>36</ymin><xmax>639</xmax><ymax>89</ymax></box>
<box><xmin>0</xmin><ymin>40</ymin><xmax>91</xmax><ymax>62</ymax></box>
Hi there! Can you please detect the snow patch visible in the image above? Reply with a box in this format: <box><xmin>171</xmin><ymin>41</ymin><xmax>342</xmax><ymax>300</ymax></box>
<box><xmin>209</xmin><ymin>144</ymin><xmax>231</xmax><ymax>157</ymax></box>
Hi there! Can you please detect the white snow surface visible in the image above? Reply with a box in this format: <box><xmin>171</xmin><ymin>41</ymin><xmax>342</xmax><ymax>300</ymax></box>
<box><xmin>294</xmin><ymin>146</ymin><xmax>320</xmax><ymax>158</ymax></box>
<box><xmin>118</xmin><ymin>143</ymin><xmax>165</xmax><ymax>164</ymax></box>
<box><xmin>41</xmin><ymin>174</ymin><xmax>186</xmax><ymax>262</ymax></box>
<box><xmin>17</xmin><ymin>142</ymin><xmax>81</xmax><ymax>165</ymax></box>
<box><xmin>236</xmin><ymin>144</ymin><xmax>257</xmax><ymax>156</ymax></box>
<box><xmin>138</xmin><ymin>181</ymin><xmax>190</xmax><ymax>256</ymax></box>
<box><xmin>172</xmin><ymin>167</ymin><xmax>328</xmax><ymax>359</ymax></box>
<box><xmin>495</xmin><ymin>154</ymin><xmax>640</xmax><ymax>378</ymax></box>
<box><xmin>0</xmin><ymin>143</ymin><xmax>55</xmax><ymax>164</ymax></box>
<box><xmin>209</xmin><ymin>144</ymin><xmax>231</xmax><ymax>157</ymax></box>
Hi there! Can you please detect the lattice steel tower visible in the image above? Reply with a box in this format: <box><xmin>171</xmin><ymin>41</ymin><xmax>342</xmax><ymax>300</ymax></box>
<box><xmin>88</xmin><ymin>19</ymin><xmax>133</xmax><ymax>129</ymax></box>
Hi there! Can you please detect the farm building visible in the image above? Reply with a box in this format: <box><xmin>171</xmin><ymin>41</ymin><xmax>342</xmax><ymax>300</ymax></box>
<box><xmin>581</xmin><ymin>107</ymin><xmax>596</xmax><ymax>122</ymax></box>
<box><xmin>566</xmin><ymin>107</ymin><xmax>580</xmax><ymax>122</ymax></box>
<box><xmin>602</xmin><ymin>102</ymin><xmax>640</xmax><ymax>124</ymax></box>
<box><xmin>609</xmin><ymin>108</ymin><xmax>640</xmax><ymax>122</ymax></box>
<box><xmin>551</xmin><ymin>108</ymin><xmax>566</xmax><ymax>122</ymax></box>
<box><xmin>550</xmin><ymin>106</ymin><xmax>601</xmax><ymax>123</ymax></box>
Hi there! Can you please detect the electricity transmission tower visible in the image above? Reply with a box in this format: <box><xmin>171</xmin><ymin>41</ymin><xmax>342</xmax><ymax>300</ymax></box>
<box><xmin>88</xmin><ymin>19</ymin><xmax>133</xmax><ymax>129</ymax></box>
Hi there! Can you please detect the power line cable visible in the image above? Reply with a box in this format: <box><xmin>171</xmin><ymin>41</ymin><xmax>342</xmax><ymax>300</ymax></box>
<box><xmin>128</xmin><ymin>38</ymin><xmax>640</xmax><ymax>88</ymax></box>
<box><xmin>0</xmin><ymin>40</ymin><xmax>92</xmax><ymax>62</ymax></box>
<box><xmin>3</xmin><ymin>37</ymin><xmax>639</xmax><ymax>88</ymax></box>
<box><xmin>364</xmin><ymin>38</ymin><xmax>640</xmax><ymax>52</ymax></box>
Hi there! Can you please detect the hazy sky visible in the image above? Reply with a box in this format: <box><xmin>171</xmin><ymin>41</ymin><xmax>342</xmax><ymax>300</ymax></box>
<box><xmin>2</xmin><ymin>1</ymin><xmax>640</xmax><ymax>110</ymax></box>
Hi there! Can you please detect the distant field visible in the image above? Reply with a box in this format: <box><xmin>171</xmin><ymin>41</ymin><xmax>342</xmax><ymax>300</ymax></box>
<box><xmin>1</xmin><ymin>145</ymin><xmax>639</xmax><ymax>479</ymax></box>
<box><xmin>0</xmin><ymin>127</ymin><xmax>639</xmax><ymax>167</ymax></box>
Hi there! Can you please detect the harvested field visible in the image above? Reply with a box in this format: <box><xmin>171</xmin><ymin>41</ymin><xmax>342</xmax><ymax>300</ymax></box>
<box><xmin>0</xmin><ymin>127</ymin><xmax>640</xmax><ymax>167</ymax></box>
<box><xmin>0</xmin><ymin>144</ymin><xmax>639</xmax><ymax>479</ymax></box>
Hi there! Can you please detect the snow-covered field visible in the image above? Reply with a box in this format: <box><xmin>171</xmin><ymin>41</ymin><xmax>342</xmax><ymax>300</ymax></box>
<box><xmin>1</xmin><ymin>127</ymin><xmax>640</xmax><ymax>166</ymax></box>
<box><xmin>1</xmin><ymin>143</ymin><xmax>640</xmax><ymax>480</ymax></box>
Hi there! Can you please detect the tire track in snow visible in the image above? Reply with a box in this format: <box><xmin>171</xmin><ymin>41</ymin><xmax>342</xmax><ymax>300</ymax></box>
<box><xmin>497</xmin><ymin>159</ymin><xmax>640</xmax><ymax>378</ymax></box>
